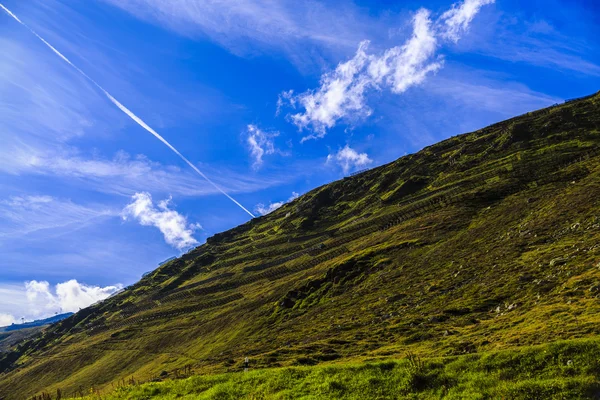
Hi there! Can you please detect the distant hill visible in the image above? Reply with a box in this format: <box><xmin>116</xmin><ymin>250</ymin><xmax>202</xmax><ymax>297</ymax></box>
<box><xmin>0</xmin><ymin>313</ymin><xmax>73</xmax><ymax>354</ymax></box>
<box><xmin>0</xmin><ymin>327</ymin><xmax>45</xmax><ymax>353</ymax></box>
<box><xmin>1</xmin><ymin>91</ymin><xmax>600</xmax><ymax>399</ymax></box>
<box><xmin>0</xmin><ymin>313</ymin><xmax>73</xmax><ymax>333</ymax></box>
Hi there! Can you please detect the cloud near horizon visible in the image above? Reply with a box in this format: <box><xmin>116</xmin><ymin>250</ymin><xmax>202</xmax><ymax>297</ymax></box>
<box><xmin>25</xmin><ymin>279</ymin><xmax>123</xmax><ymax>315</ymax></box>
<box><xmin>121</xmin><ymin>192</ymin><xmax>201</xmax><ymax>250</ymax></box>
<box><xmin>0</xmin><ymin>313</ymin><xmax>15</xmax><ymax>327</ymax></box>
<box><xmin>0</xmin><ymin>279</ymin><xmax>122</xmax><ymax>325</ymax></box>
<box><xmin>281</xmin><ymin>0</ymin><xmax>495</xmax><ymax>140</ymax></box>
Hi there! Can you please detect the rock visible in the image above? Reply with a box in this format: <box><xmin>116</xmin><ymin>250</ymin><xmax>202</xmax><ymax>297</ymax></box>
<box><xmin>549</xmin><ymin>257</ymin><xmax>568</xmax><ymax>267</ymax></box>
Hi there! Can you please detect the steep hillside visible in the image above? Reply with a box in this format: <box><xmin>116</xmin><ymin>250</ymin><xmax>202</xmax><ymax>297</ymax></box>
<box><xmin>2</xmin><ymin>91</ymin><xmax>600</xmax><ymax>399</ymax></box>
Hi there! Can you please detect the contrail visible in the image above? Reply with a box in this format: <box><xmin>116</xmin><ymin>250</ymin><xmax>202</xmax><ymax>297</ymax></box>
<box><xmin>0</xmin><ymin>3</ymin><xmax>256</xmax><ymax>218</ymax></box>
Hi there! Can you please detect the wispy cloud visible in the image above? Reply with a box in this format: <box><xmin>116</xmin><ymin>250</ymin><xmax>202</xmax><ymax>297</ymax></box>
<box><xmin>280</xmin><ymin>0</ymin><xmax>494</xmax><ymax>140</ymax></box>
<box><xmin>326</xmin><ymin>145</ymin><xmax>372</xmax><ymax>174</ymax></box>
<box><xmin>255</xmin><ymin>192</ymin><xmax>299</xmax><ymax>216</ymax></box>
<box><xmin>366</xmin><ymin>69</ymin><xmax>562</xmax><ymax>157</ymax></box>
<box><xmin>425</xmin><ymin>74</ymin><xmax>561</xmax><ymax>117</ymax></box>
<box><xmin>1</xmin><ymin>143</ymin><xmax>288</xmax><ymax>199</ymax></box>
<box><xmin>245</xmin><ymin>124</ymin><xmax>292</xmax><ymax>170</ymax></box>
<box><xmin>0</xmin><ymin>195</ymin><xmax>115</xmax><ymax>239</ymax></box>
<box><xmin>0</xmin><ymin>38</ymin><xmax>101</xmax><ymax>144</ymax></box>
<box><xmin>246</xmin><ymin>124</ymin><xmax>280</xmax><ymax>170</ymax></box>
<box><xmin>1</xmin><ymin>3</ymin><xmax>255</xmax><ymax>218</ymax></box>
<box><xmin>455</xmin><ymin>9</ymin><xmax>600</xmax><ymax>77</ymax></box>
<box><xmin>100</xmin><ymin>0</ymin><xmax>383</xmax><ymax>65</ymax></box>
<box><xmin>121</xmin><ymin>192</ymin><xmax>200</xmax><ymax>250</ymax></box>
<box><xmin>441</xmin><ymin>0</ymin><xmax>495</xmax><ymax>42</ymax></box>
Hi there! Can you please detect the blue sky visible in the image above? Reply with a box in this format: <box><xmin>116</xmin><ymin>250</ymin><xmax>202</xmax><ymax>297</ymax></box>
<box><xmin>0</xmin><ymin>0</ymin><xmax>598</xmax><ymax>324</ymax></box>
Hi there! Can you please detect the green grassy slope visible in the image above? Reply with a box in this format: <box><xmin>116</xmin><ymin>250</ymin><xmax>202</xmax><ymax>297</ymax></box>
<box><xmin>80</xmin><ymin>338</ymin><xmax>600</xmax><ymax>400</ymax></box>
<box><xmin>2</xmin><ymin>91</ymin><xmax>600</xmax><ymax>399</ymax></box>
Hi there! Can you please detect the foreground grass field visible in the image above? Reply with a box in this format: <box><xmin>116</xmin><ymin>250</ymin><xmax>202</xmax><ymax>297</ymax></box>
<box><xmin>80</xmin><ymin>338</ymin><xmax>600</xmax><ymax>400</ymax></box>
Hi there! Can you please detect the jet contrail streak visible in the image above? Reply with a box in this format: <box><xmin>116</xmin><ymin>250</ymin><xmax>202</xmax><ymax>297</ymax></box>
<box><xmin>0</xmin><ymin>3</ymin><xmax>256</xmax><ymax>218</ymax></box>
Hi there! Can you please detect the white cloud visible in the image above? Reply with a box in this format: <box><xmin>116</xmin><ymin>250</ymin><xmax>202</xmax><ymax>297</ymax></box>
<box><xmin>0</xmin><ymin>313</ymin><xmax>16</xmax><ymax>327</ymax></box>
<box><xmin>441</xmin><ymin>0</ymin><xmax>495</xmax><ymax>42</ymax></box>
<box><xmin>276</xmin><ymin>90</ymin><xmax>295</xmax><ymax>116</ymax></box>
<box><xmin>0</xmin><ymin>280</ymin><xmax>122</xmax><ymax>322</ymax></box>
<box><xmin>55</xmin><ymin>280</ymin><xmax>121</xmax><ymax>312</ymax></box>
<box><xmin>371</xmin><ymin>9</ymin><xmax>441</xmax><ymax>94</ymax></box>
<box><xmin>281</xmin><ymin>0</ymin><xmax>493</xmax><ymax>139</ymax></box>
<box><xmin>327</xmin><ymin>145</ymin><xmax>373</xmax><ymax>174</ymax></box>
<box><xmin>255</xmin><ymin>192</ymin><xmax>299</xmax><ymax>216</ymax></box>
<box><xmin>24</xmin><ymin>281</ymin><xmax>56</xmax><ymax>309</ymax></box>
<box><xmin>291</xmin><ymin>40</ymin><xmax>375</xmax><ymax>141</ymax></box>
<box><xmin>246</xmin><ymin>124</ymin><xmax>280</xmax><ymax>170</ymax></box>
<box><xmin>25</xmin><ymin>279</ymin><xmax>122</xmax><ymax>315</ymax></box>
<box><xmin>122</xmin><ymin>192</ymin><xmax>200</xmax><ymax>250</ymax></box>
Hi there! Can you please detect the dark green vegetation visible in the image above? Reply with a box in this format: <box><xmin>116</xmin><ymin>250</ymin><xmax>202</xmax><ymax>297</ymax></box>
<box><xmin>2</xmin><ymin>92</ymin><xmax>600</xmax><ymax>399</ymax></box>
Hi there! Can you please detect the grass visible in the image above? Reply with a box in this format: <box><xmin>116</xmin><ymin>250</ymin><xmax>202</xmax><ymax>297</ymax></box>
<box><xmin>80</xmin><ymin>338</ymin><xmax>600</xmax><ymax>399</ymax></box>
<box><xmin>2</xmin><ymin>92</ymin><xmax>600</xmax><ymax>399</ymax></box>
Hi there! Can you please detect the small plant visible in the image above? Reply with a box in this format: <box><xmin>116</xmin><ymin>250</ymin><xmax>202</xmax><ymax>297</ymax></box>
<box><xmin>405</xmin><ymin>351</ymin><xmax>429</xmax><ymax>391</ymax></box>
<box><xmin>405</xmin><ymin>351</ymin><xmax>424</xmax><ymax>374</ymax></box>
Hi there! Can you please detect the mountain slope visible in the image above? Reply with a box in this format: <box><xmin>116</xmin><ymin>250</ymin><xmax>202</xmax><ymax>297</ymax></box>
<box><xmin>2</xmin><ymin>91</ymin><xmax>600</xmax><ymax>399</ymax></box>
